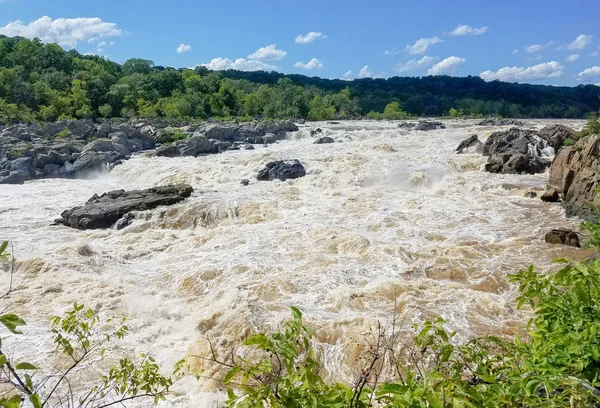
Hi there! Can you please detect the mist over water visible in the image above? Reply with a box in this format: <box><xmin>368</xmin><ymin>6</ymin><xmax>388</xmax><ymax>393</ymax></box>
<box><xmin>0</xmin><ymin>119</ymin><xmax>589</xmax><ymax>406</ymax></box>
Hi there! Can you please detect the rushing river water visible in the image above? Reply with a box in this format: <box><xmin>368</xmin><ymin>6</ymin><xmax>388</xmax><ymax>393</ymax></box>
<box><xmin>0</xmin><ymin>119</ymin><xmax>590</xmax><ymax>406</ymax></box>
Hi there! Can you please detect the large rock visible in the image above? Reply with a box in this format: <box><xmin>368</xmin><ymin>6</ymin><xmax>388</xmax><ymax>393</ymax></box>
<box><xmin>540</xmin><ymin>188</ymin><xmax>559</xmax><ymax>203</ymax></box>
<box><xmin>483</xmin><ymin>128</ymin><xmax>553</xmax><ymax>174</ymax></box>
<box><xmin>56</xmin><ymin>185</ymin><xmax>194</xmax><ymax>230</ymax></box>
<box><xmin>455</xmin><ymin>135</ymin><xmax>483</xmax><ymax>154</ymax></box>
<box><xmin>477</xmin><ymin>118</ymin><xmax>527</xmax><ymax>127</ymax></box>
<box><xmin>537</xmin><ymin>124</ymin><xmax>576</xmax><ymax>151</ymax></box>
<box><xmin>548</xmin><ymin>135</ymin><xmax>600</xmax><ymax>220</ymax></box>
<box><xmin>257</xmin><ymin>160</ymin><xmax>306</xmax><ymax>182</ymax></box>
<box><xmin>0</xmin><ymin>170</ymin><xmax>30</xmax><ymax>184</ymax></box>
<box><xmin>314</xmin><ymin>136</ymin><xmax>335</xmax><ymax>144</ymax></box>
<box><xmin>414</xmin><ymin>121</ymin><xmax>445</xmax><ymax>131</ymax></box>
<box><xmin>545</xmin><ymin>229</ymin><xmax>580</xmax><ymax>248</ymax></box>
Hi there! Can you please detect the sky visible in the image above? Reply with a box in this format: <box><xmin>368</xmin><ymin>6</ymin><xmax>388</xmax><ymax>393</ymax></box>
<box><xmin>1</xmin><ymin>0</ymin><xmax>599</xmax><ymax>86</ymax></box>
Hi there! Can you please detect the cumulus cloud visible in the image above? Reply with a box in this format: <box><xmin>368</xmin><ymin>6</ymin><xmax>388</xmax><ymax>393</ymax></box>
<box><xmin>295</xmin><ymin>31</ymin><xmax>326</xmax><ymax>44</ymax></box>
<box><xmin>426</xmin><ymin>56</ymin><xmax>465</xmax><ymax>75</ymax></box>
<box><xmin>451</xmin><ymin>25</ymin><xmax>488</xmax><ymax>36</ymax></box>
<box><xmin>480</xmin><ymin>61</ymin><xmax>565</xmax><ymax>82</ymax></box>
<box><xmin>341</xmin><ymin>70</ymin><xmax>354</xmax><ymax>80</ymax></box>
<box><xmin>200</xmin><ymin>57</ymin><xmax>277</xmax><ymax>72</ymax></box>
<box><xmin>395</xmin><ymin>56</ymin><xmax>436</xmax><ymax>73</ymax></box>
<box><xmin>525</xmin><ymin>44</ymin><xmax>543</xmax><ymax>53</ymax></box>
<box><xmin>512</xmin><ymin>49</ymin><xmax>519</xmax><ymax>54</ymax></box>
<box><xmin>384</xmin><ymin>47</ymin><xmax>401</xmax><ymax>56</ymax></box>
<box><xmin>0</xmin><ymin>16</ymin><xmax>122</xmax><ymax>48</ymax></box>
<box><xmin>566</xmin><ymin>54</ymin><xmax>580</xmax><ymax>63</ymax></box>
<box><xmin>405</xmin><ymin>37</ymin><xmax>442</xmax><ymax>55</ymax></box>
<box><xmin>177</xmin><ymin>43</ymin><xmax>192</xmax><ymax>54</ymax></box>
<box><xmin>294</xmin><ymin>58</ymin><xmax>323</xmax><ymax>70</ymax></box>
<box><xmin>567</xmin><ymin>34</ymin><xmax>593</xmax><ymax>50</ymax></box>
<box><xmin>247</xmin><ymin>44</ymin><xmax>286</xmax><ymax>61</ymax></box>
<box><xmin>577</xmin><ymin>66</ymin><xmax>600</xmax><ymax>80</ymax></box>
<box><xmin>357</xmin><ymin>66</ymin><xmax>383</xmax><ymax>78</ymax></box>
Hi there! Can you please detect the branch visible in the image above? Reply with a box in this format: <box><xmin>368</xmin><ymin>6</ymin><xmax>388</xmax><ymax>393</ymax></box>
<box><xmin>0</xmin><ymin>349</ymin><xmax>33</xmax><ymax>395</ymax></box>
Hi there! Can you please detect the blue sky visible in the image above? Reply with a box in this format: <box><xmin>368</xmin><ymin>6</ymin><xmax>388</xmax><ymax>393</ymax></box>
<box><xmin>1</xmin><ymin>0</ymin><xmax>600</xmax><ymax>86</ymax></box>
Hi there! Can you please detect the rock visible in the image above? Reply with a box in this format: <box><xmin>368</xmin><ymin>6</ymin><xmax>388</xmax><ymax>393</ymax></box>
<box><xmin>545</xmin><ymin>229</ymin><xmax>580</xmax><ymax>248</ymax></box>
<box><xmin>155</xmin><ymin>144</ymin><xmax>181</xmax><ymax>158</ymax></box>
<box><xmin>59</xmin><ymin>162</ymin><xmax>76</xmax><ymax>176</ymax></box>
<box><xmin>327</xmin><ymin>121</ymin><xmax>341</xmax><ymax>124</ymax></box>
<box><xmin>0</xmin><ymin>170</ymin><xmax>30</xmax><ymax>184</ymax></box>
<box><xmin>244</xmin><ymin>144</ymin><xmax>255</xmax><ymax>150</ymax></box>
<box><xmin>56</xmin><ymin>184</ymin><xmax>194</xmax><ymax>230</ymax></box>
<box><xmin>310</xmin><ymin>128</ymin><xmax>323</xmax><ymax>137</ymax></box>
<box><xmin>548</xmin><ymin>135</ymin><xmax>600</xmax><ymax>220</ymax></box>
<box><xmin>10</xmin><ymin>157</ymin><xmax>36</xmax><ymax>176</ymax></box>
<box><xmin>182</xmin><ymin>136</ymin><xmax>217</xmax><ymax>156</ymax></box>
<box><xmin>257</xmin><ymin>160</ymin><xmax>306</xmax><ymax>182</ymax></box>
<box><xmin>525</xmin><ymin>191</ymin><xmax>538</xmax><ymax>198</ymax></box>
<box><xmin>115</xmin><ymin>213</ymin><xmax>135</xmax><ymax>230</ymax></box>
<box><xmin>477</xmin><ymin>118</ymin><xmax>527</xmax><ymax>127</ymax></box>
<box><xmin>537</xmin><ymin>124</ymin><xmax>576</xmax><ymax>151</ymax></box>
<box><xmin>314</xmin><ymin>136</ymin><xmax>335</xmax><ymax>144</ymax></box>
<box><xmin>455</xmin><ymin>134</ymin><xmax>483</xmax><ymax>154</ymax></box>
<box><xmin>483</xmin><ymin>128</ymin><xmax>552</xmax><ymax>174</ymax></box>
<box><xmin>241</xmin><ymin>179</ymin><xmax>250</xmax><ymax>186</ymax></box>
<box><xmin>43</xmin><ymin>164</ymin><xmax>61</xmax><ymax>176</ymax></box>
<box><xmin>540</xmin><ymin>188</ymin><xmax>559</xmax><ymax>203</ymax></box>
<box><xmin>398</xmin><ymin>122</ymin><xmax>416</xmax><ymax>129</ymax></box>
<box><xmin>73</xmin><ymin>151</ymin><xmax>122</xmax><ymax>175</ymax></box>
<box><xmin>414</xmin><ymin>121</ymin><xmax>445</xmax><ymax>131</ymax></box>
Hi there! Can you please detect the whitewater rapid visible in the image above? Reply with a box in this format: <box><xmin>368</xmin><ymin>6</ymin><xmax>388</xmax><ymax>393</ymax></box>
<box><xmin>0</xmin><ymin>119</ymin><xmax>589</xmax><ymax>406</ymax></box>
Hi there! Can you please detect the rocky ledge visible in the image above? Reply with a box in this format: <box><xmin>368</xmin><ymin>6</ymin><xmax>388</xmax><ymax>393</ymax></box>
<box><xmin>55</xmin><ymin>184</ymin><xmax>194</xmax><ymax>230</ymax></box>
<box><xmin>0</xmin><ymin>119</ymin><xmax>298</xmax><ymax>184</ymax></box>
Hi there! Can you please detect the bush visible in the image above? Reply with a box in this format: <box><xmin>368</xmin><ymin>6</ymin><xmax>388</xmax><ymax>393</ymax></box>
<box><xmin>55</xmin><ymin>129</ymin><xmax>71</xmax><ymax>140</ymax></box>
<box><xmin>155</xmin><ymin>129</ymin><xmax>188</xmax><ymax>144</ymax></box>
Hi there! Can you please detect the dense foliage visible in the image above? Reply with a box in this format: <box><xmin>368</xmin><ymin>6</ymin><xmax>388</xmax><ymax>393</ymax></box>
<box><xmin>1</xmin><ymin>35</ymin><xmax>599</xmax><ymax>125</ymax></box>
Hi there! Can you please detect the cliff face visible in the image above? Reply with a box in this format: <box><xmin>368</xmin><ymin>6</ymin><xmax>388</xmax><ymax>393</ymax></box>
<box><xmin>548</xmin><ymin>135</ymin><xmax>600</xmax><ymax>221</ymax></box>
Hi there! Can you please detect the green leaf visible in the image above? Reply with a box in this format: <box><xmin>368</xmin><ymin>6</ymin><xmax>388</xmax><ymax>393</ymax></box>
<box><xmin>0</xmin><ymin>395</ymin><xmax>22</xmax><ymax>408</ymax></box>
<box><xmin>242</xmin><ymin>333</ymin><xmax>270</xmax><ymax>349</ymax></box>
<box><xmin>223</xmin><ymin>366</ymin><xmax>241</xmax><ymax>384</ymax></box>
<box><xmin>0</xmin><ymin>314</ymin><xmax>26</xmax><ymax>334</ymax></box>
<box><xmin>15</xmin><ymin>362</ymin><xmax>37</xmax><ymax>370</ymax></box>
<box><xmin>290</xmin><ymin>306</ymin><xmax>302</xmax><ymax>320</ymax></box>
<box><xmin>0</xmin><ymin>355</ymin><xmax>6</xmax><ymax>367</ymax></box>
<box><xmin>0</xmin><ymin>241</ymin><xmax>8</xmax><ymax>255</ymax></box>
<box><xmin>29</xmin><ymin>394</ymin><xmax>42</xmax><ymax>408</ymax></box>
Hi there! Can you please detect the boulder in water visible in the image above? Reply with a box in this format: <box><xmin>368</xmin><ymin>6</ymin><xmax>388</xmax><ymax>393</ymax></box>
<box><xmin>56</xmin><ymin>184</ymin><xmax>194</xmax><ymax>230</ymax></box>
<box><xmin>545</xmin><ymin>229</ymin><xmax>580</xmax><ymax>248</ymax></box>
<box><xmin>455</xmin><ymin>134</ymin><xmax>483</xmax><ymax>154</ymax></box>
<box><xmin>540</xmin><ymin>188</ymin><xmax>559</xmax><ymax>202</ymax></box>
<box><xmin>483</xmin><ymin>128</ymin><xmax>552</xmax><ymax>174</ymax></box>
<box><xmin>414</xmin><ymin>121</ymin><xmax>445</xmax><ymax>131</ymax></box>
<box><xmin>477</xmin><ymin>118</ymin><xmax>527</xmax><ymax>127</ymax></box>
<box><xmin>537</xmin><ymin>124</ymin><xmax>576</xmax><ymax>151</ymax></box>
<box><xmin>257</xmin><ymin>160</ymin><xmax>306</xmax><ymax>182</ymax></box>
<box><xmin>314</xmin><ymin>136</ymin><xmax>335</xmax><ymax>144</ymax></box>
<box><xmin>310</xmin><ymin>128</ymin><xmax>323</xmax><ymax>137</ymax></box>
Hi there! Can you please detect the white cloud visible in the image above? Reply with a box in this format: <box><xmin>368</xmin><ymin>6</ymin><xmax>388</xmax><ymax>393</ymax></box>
<box><xmin>405</xmin><ymin>37</ymin><xmax>442</xmax><ymax>55</ymax></box>
<box><xmin>0</xmin><ymin>16</ymin><xmax>122</xmax><ymax>48</ymax></box>
<box><xmin>395</xmin><ymin>56</ymin><xmax>436</xmax><ymax>73</ymax></box>
<box><xmin>247</xmin><ymin>44</ymin><xmax>286</xmax><ymax>61</ymax></box>
<box><xmin>384</xmin><ymin>47</ymin><xmax>401</xmax><ymax>56</ymax></box>
<box><xmin>294</xmin><ymin>58</ymin><xmax>323</xmax><ymax>70</ymax></box>
<box><xmin>357</xmin><ymin>65</ymin><xmax>383</xmax><ymax>78</ymax></box>
<box><xmin>596</xmin><ymin>83</ymin><xmax>600</xmax><ymax>87</ymax></box>
<box><xmin>200</xmin><ymin>57</ymin><xmax>277</xmax><ymax>72</ymax></box>
<box><xmin>566</xmin><ymin>54</ymin><xmax>580</xmax><ymax>63</ymax></box>
<box><xmin>528</xmin><ymin>54</ymin><xmax>542</xmax><ymax>62</ymax></box>
<box><xmin>577</xmin><ymin>66</ymin><xmax>600</xmax><ymax>80</ymax></box>
<box><xmin>567</xmin><ymin>34</ymin><xmax>593</xmax><ymax>51</ymax></box>
<box><xmin>451</xmin><ymin>25</ymin><xmax>488</xmax><ymax>36</ymax></box>
<box><xmin>512</xmin><ymin>49</ymin><xmax>519</xmax><ymax>54</ymax></box>
<box><xmin>295</xmin><ymin>31</ymin><xmax>326</xmax><ymax>44</ymax></box>
<box><xmin>591</xmin><ymin>51</ymin><xmax>599</xmax><ymax>57</ymax></box>
<box><xmin>426</xmin><ymin>56</ymin><xmax>465</xmax><ymax>75</ymax></box>
<box><xmin>177</xmin><ymin>43</ymin><xmax>192</xmax><ymax>54</ymax></box>
<box><xmin>525</xmin><ymin>44</ymin><xmax>543</xmax><ymax>53</ymax></box>
<box><xmin>480</xmin><ymin>61</ymin><xmax>565</xmax><ymax>82</ymax></box>
<box><xmin>341</xmin><ymin>70</ymin><xmax>354</xmax><ymax>80</ymax></box>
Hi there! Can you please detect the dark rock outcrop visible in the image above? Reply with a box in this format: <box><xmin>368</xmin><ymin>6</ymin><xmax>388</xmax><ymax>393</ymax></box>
<box><xmin>537</xmin><ymin>124</ymin><xmax>576</xmax><ymax>151</ymax></box>
<box><xmin>310</xmin><ymin>128</ymin><xmax>323</xmax><ymax>137</ymax></box>
<box><xmin>455</xmin><ymin>135</ymin><xmax>483</xmax><ymax>154</ymax></box>
<box><xmin>483</xmin><ymin>128</ymin><xmax>552</xmax><ymax>174</ymax></box>
<box><xmin>477</xmin><ymin>118</ymin><xmax>527</xmax><ymax>127</ymax></box>
<box><xmin>257</xmin><ymin>160</ymin><xmax>306</xmax><ymax>182</ymax></box>
<box><xmin>314</xmin><ymin>136</ymin><xmax>335</xmax><ymax>144</ymax></box>
<box><xmin>545</xmin><ymin>229</ymin><xmax>580</xmax><ymax>248</ymax></box>
<box><xmin>414</xmin><ymin>121</ymin><xmax>445</xmax><ymax>131</ymax></box>
<box><xmin>548</xmin><ymin>135</ymin><xmax>600</xmax><ymax>220</ymax></box>
<box><xmin>55</xmin><ymin>184</ymin><xmax>193</xmax><ymax>230</ymax></box>
<box><xmin>540</xmin><ymin>188</ymin><xmax>559</xmax><ymax>202</ymax></box>
<box><xmin>397</xmin><ymin>122</ymin><xmax>416</xmax><ymax>130</ymax></box>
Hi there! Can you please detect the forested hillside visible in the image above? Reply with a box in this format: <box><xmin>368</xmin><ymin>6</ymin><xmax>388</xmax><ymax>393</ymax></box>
<box><xmin>1</xmin><ymin>35</ymin><xmax>599</xmax><ymax>124</ymax></box>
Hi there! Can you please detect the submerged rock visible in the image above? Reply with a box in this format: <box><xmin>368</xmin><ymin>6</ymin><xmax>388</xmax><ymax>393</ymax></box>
<box><xmin>314</xmin><ymin>136</ymin><xmax>335</xmax><ymax>144</ymax></box>
<box><xmin>56</xmin><ymin>184</ymin><xmax>193</xmax><ymax>230</ymax></box>
<box><xmin>414</xmin><ymin>121</ymin><xmax>445</xmax><ymax>131</ymax></box>
<box><xmin>455</xmin><ymin>134</ymin><xmax>483</xmax><ymax>154</ymax></box>
<box><xmin>257</xmin><ymin>160</ymin><xmax>306</xmax><ymax>182</ymax></box>
<box><xmin>545</xmin><ymin>229</ymin><xmax>580</xmax><ymax>248</ymax></box>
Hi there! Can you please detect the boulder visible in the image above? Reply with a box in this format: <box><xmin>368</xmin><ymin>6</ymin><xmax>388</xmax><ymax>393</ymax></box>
<box><xmin>483</xmin><ymin>128</ymin><xmax>552</xmax><ymax>174</ymax></box>
<box><xmin>73</xmin><ymin>151</ymin><xmax>123</xmax><ymax>175</ymax></box>
<box><xmin>314</xmin><ymin>136</ymin><xmax>335</xmax><ymax>144</ymax></box>
<box><xmin>537</xmin><ymin>124</ymin><xmax>576</xmax><ymax>151</ymax></box>
<box><xmin>257</xmin><ymin>160</ymin><xmax>306</xmax><ymax>182</ymax></box>
<box><xmin>182</xmin><ymin>136</ymin><xmax>217</xmax><ymax>156</ymax></box>
<box><xmin>455</xmin><ymin>135</ymin><xmax>483</xmax><ymax>154</ymax></box>
<box><xmin>414</xmin><ymin>121</ymin><xmax>445</xmax><ymax>131</ymax></box>
<box><xmin>548</xmin><ymin>135</ymin><xmax>600</xmax><ymax>220</ymax></box>
<box><xmin>525</xmin><ymin>191</ymin><xmax>538</xmax><ymax>198</ymax></box>
<box><xmin>540</xmin><ymin>188</ymin><xmax>559</xmax><ymax>203</ymax></box>
<box><xmin>241</xmin><ymin>179</ymin><xmax>250</xmax><ymax>186</ymax></box>
<box><xmin>0</xmin><ymin>170</ymin><xmax>30</xmax><ymax>184</ymax></box>
<box><xmin>398</xmin><ymin>122</ymin><xmax>416</xmax><ymax>129</ymax></box>
<box><xmin>56</xmin><ymin>184</ymin><xmax>194</xmax><ymax>230</ymax></box>
<box><xmin>545</xmin><ymin>229</ymin><xmax>580</xmax><ymax>248</ymax></box>
<box><xmin>310</xmin><ymin>128</ymin><xmax>323</xmax><ymax>137</ymax></box>
<box><xmin>477</xmin><ymin>118</ymin><xmax>527</xmax><ymax>127</ymax></box>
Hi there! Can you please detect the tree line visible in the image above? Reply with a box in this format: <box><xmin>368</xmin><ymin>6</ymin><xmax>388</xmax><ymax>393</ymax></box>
<box><xmin>1</xmin><ymin>35</ymin><xmax>599</xmax><ymax>125</ymax></box>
